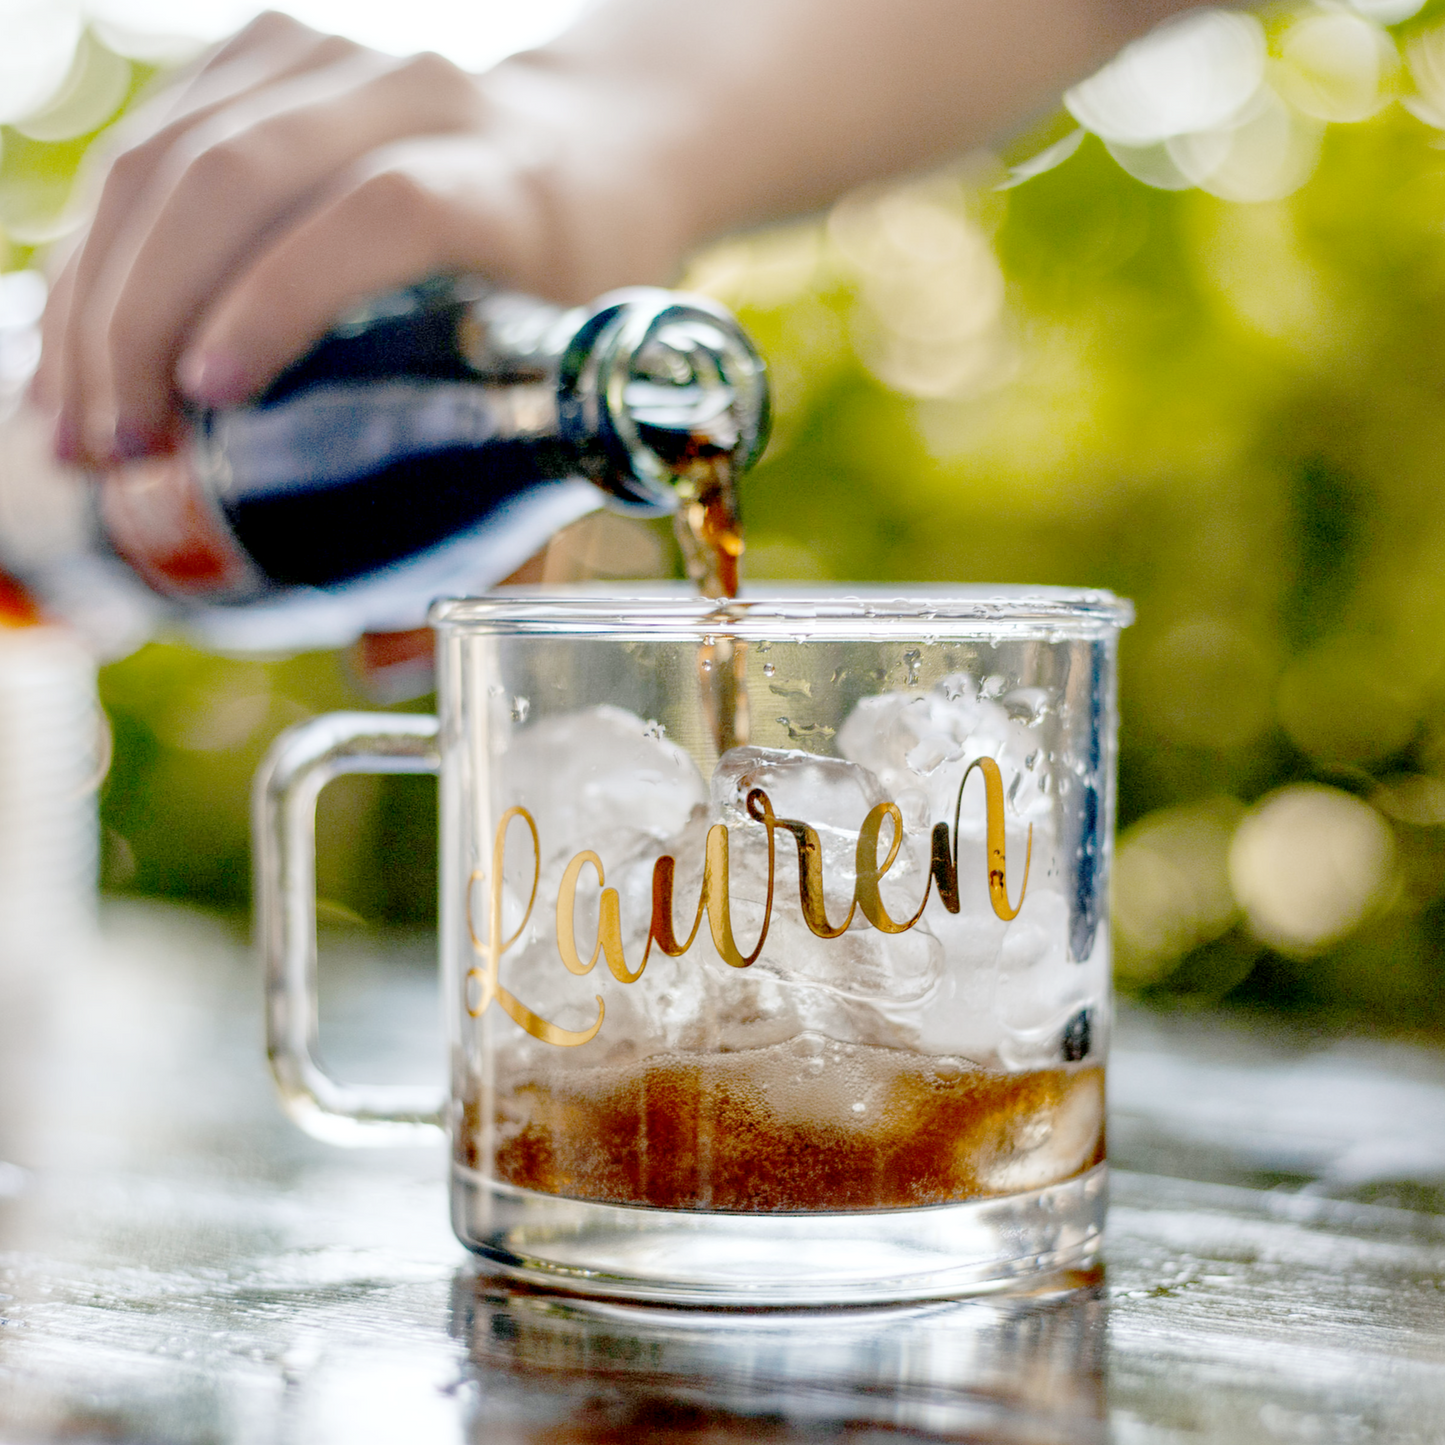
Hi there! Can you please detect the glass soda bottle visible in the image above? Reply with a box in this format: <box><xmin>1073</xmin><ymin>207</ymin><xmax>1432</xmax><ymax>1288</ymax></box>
<box><xmin>92</xmin><ymin>278</ymin><xmax>769</xmax><ymax>653</ymax></box>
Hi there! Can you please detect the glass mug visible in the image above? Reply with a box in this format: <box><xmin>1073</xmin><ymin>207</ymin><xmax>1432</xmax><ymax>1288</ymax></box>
<box><xmin>257</xmin><ymin>586</ymin><xmax>1131</xmax><ymax>1305</ymax></box>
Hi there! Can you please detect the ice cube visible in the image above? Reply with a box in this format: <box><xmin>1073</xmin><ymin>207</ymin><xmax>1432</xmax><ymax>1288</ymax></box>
<box><xmin>975</xmin><ymin>1069</ymin><xmax>1105</xmax><ymax>1194</ymax></box>
<box><xmin>499</xmin><ymin>741</ymin><xmax>951</xmax><ymax>1062</ymax></box>
<box><xmin>711</xmin><ymin>745</ymin><xmax>888</xmax><ymax>833</ymax></box>
<box><xmin>992</xmin><ymin>886</ymin><xmax>1095</xmax><ymax>1069</ymax></box>
<box><xmin>499</xmin><ymin>704</ymin><xmax>707</xmax><ymax>875</ymax></box>
<box><xmin>830</xmin><ymin>678</ymin><xmax>1088</xmax><ymax>1065</ymax></box>
<box><xmin>479</xmin><ymin>697</ymin><xmax>1086</xmax><ymax>1076</ymax></box>
<box><xmin>835</xmin><ymin>674</ymin><xmax>1052</xmax><ymax>837</ymax></box>
<box><xmin>748</xmin><ymin>902</ymin><xmax>939</xmax><ymax>1000</ymax></box>
<box><xmin>710</xmin><ymin>745</ymin><xmax>929</xmax><ymax>910</ymax></box>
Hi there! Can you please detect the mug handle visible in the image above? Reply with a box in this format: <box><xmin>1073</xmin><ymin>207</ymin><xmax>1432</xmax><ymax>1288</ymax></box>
<box><xmin>255</xmin><ymin>711</ymin><xmax>446</xmax><ymax>1145</ymax></box>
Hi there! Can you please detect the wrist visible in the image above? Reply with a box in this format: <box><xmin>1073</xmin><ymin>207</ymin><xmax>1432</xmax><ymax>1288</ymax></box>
<box><xmin>471</xmin><ymin>54</ymin><xmax>706</xmax><ymax>302</ymax></box>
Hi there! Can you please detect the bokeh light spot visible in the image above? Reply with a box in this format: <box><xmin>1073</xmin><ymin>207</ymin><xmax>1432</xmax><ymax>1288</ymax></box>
<box><xmin>1136</xmin><ymin>618</ymin><xmax>1276</xmax><ymax>751</ymax></box>
<box><xmin>1405</xmin><ymin>21</ymin><xmax>1445</xmax><ymax>127</ymax></box>
<box><xmin>1278</xmin><ymin>12</ymin><xmax>1396</xmax><ymax>125</ymax></box>
<box><xmin>1065</xmin><ymin>9</ymin><xmax>1267</xmax><ymax>147</ymax></box>
<box><xmin>829</xmin><ymin>181</ymin><xmax>1013</xmax><ymax>400</ymax></box>
<box><xmin>1103</xmin><ymin>139</ymin><xmax>1193</xmax><ymax>191</ymax></box>
<box><xmin>13</xmin><ymin>29</ymin><xmax>131</xmax><ymax>142</ymax></box>
<box><xmin>1166</xmin><ymin>85</ymin><xmax>1323</xmax><ymax>204</ymax></box>
<box><xmin>1372</xmin><ymin>773</ymin><xmax>1445</xmax><ymax>827</ymax></box>
<box><xmin>1114</xmin><ymin>797</ymin><xmax>1245</xmax><ymax>985</ymax></box>
<box><xmin>1277</xmin><ymin>640</ymin><xmax>1420</xmax><ymax>768</ymax></box>
<box><xmin>0</xmin><ymin>3</ymin><xmax>83</xmax><ymax>127</ymax></box>
<box><xmin>155</xmin><ymin>683</ymin><xmax>274</xmax><ymax>752</ymax></box>
<box><xmin>1229</xmin><ymin>784</ymin><xmax>1396</xmax><ymax>954</ymax></box>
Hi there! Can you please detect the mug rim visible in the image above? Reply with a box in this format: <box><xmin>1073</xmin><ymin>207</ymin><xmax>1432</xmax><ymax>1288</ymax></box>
<box><xmin>428</xmin><ymin>582</ymin><xmax>1132</xmax><ymax>639</ymax></box>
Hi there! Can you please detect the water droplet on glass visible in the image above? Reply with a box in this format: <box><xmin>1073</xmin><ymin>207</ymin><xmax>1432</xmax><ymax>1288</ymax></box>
<box><xmin>701</xmin><ymin>658</ymin><xmax>713</xmax><ymax>672</ymax></box>
<box><xmin>511</xmin><ymin>695</ymin><xmax>531</xmax><ymax>722</ymax></box>
<box><xmin>762</xmin><ymin>663</ymin><xmax>776</xmax><ymax>677</ymax></box>
<box><xmin>903</xmin><ymin>649</ymin><xmax>922</xmax><ymax>686</ymax></box>
<box><xmin>1003</xmin><ymin>686</ymin><xmax>1050</xmax><ymax>724</ymax></box>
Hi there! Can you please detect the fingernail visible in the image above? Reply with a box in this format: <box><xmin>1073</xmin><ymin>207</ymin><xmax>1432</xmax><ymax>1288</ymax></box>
<box><xmin>52</xmin><ymin>413</ymin><xmax>82</xmax><ymax>465</ymax></box>
<box><xmin>178</xmin><ymin>348</ymin><xmax>250</xmax><ymax>407</ymax></box>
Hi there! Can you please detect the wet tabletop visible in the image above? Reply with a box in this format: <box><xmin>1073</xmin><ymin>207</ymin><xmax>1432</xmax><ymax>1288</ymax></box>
<box><xmin>1</xmin><ymin>902</ymin><xmax>1443</xmax><ymax>1443</ymax></box>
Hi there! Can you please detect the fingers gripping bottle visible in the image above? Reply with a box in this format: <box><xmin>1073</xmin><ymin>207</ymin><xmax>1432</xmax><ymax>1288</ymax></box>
<box><xmin>91</xmin><ymin>279</ymin><xmax>770</xmax><ymax>654</ymax></box>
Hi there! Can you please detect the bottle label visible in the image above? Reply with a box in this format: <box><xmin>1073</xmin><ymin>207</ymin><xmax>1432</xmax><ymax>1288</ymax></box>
<box><xmin>99</xmin><ymin>452</ymin><xmax>263</xmax><ymax>600</ymax></box>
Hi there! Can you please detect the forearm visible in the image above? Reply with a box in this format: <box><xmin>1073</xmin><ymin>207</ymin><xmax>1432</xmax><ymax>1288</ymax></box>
<box><xmin>40</xmin><ymin>0</ymin><xmax>1194</xmax><ymax>458</ymax></box>
<box><xmin>490</xmin><ymin>0</ymin><xmax>1192</xmax><ymax>286</ymax></box>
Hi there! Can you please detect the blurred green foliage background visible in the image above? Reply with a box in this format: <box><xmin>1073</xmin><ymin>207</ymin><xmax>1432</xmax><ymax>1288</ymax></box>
<box><xmin>8</xmin><ymin>7</ymin><xmax>1445</xmax><ymax>1025</ymax></box>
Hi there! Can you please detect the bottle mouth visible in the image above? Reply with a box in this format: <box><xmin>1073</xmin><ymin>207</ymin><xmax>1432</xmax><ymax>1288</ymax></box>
<box><xmin>560</xmin><ymin>288</ymin><xmax>771</xmax><ymax>514</ymax></box>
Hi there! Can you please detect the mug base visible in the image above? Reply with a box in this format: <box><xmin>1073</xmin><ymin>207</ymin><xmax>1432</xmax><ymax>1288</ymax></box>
<box><xmin>451</xmin><ymin>1162</ymin><xmax>1107</xmax><ymax>1306</ymax></box>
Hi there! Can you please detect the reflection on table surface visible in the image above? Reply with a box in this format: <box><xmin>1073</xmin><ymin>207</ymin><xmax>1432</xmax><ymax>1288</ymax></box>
<box><xmin>455</xmin><ymin>1273</ymin><xmax>1104</xmax><ymax>1443</ymax></box>
<box><xmin>1</xmin><ymin>900</ymin><xmax>1443</xmax><ymax>1443</ymax></box>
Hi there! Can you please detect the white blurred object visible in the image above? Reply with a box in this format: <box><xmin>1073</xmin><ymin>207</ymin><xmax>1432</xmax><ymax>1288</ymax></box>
<box><xmin>13</xmin><ymin>27</ymin><xmax>132</xmax><ymax>141</ymax></box>
<box><xmin>1404</xmin><ymin>21</ymin><xmax>1445</xmax><ymax>129</ymax></box>
<box><xmin>84</xmin><ymin>0</ymin><xmax>590</xmax><ymax>68</ymax></box>
<box><xmin>1345</xmin><ymin>0</ymin><xmax>1426</xmax><ymax>26</ymax></box>
<box><xmin>0</xmin><ymin>273</ymin><xmax>107</xmax><ymax>969</ymax></box>
<box><xmin>1167</xmin><ymin>84</ymin><xmax>1324</xmax><ymax>204</ymax></box>
<box><xmin>1103</xmin><ymin>139</ymin><xmax>1194</xmax><ymax>191</ymax></box>
<box><xmin>828</xmin><ymin>182</ymin><xmax>1013</xmax><ymax>401</ymax></box>
<box><xmin>0</xmin><ymin>624</ymin><xmax>101</xmax><ymax>968</ymax></box>
<box><xmin>1063</xmin><ymin>5</ymin><xmax>1385</xmax><ymax>202</ymax></box>
<box><xmin>0</xmin><ymin>0</ymin><xmax>592</xmax><ymax>119</ymax></box>
<box><xmin>1277</xmin><ymin>11</ymin><xmax>1397</xmax><ymax>125</ymax></box>
<box><xmin>1065</xmin><ymin>9</ymin><xmax>1268</xmax><ymax>147</ymax></box>
<box><xmin>0</xmin><ymin>273</ymin><xmax>167</xmax><ymax>660</ymax></box>
<box><xmin>0</xmin><ymin>271</ymin><xmax>45</xmax><ymax>393</ymax></box>
<box><xmin>85</xmin><ymin>0</ymin><xmax>269</xmax><ymax>61</ymax></box>
<box><xmin>998</xmin><ymin>128</ymin><xmax>1084</xmax><ymax>188</ymax></box>
<box><xmin>0</xmin><ymin>0</ymin><xmax>83</xmax><ymax>126</ymax></box>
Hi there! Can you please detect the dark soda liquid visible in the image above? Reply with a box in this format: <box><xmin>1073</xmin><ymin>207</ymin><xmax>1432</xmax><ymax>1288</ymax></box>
<box><xmin>460</xmin><ymin>1037</ymin><xmax>1104</xmax><ymax>1213</ymax></box>
<box><xmin>672</xmin><ymin>455</ymin><xmax>744</xmax><ymax>602</ymax></box>
<box><xmin>672</xmin><ymin>453</ymin><xmax>750</xmax><ymax>751</ymax></box>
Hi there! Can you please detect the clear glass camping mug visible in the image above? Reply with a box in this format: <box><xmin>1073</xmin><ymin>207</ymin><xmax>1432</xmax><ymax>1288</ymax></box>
<box><xmin>257</xmin><ymin>588</ymin><xmax>1131</xmax><ymax>1304</ymax></box>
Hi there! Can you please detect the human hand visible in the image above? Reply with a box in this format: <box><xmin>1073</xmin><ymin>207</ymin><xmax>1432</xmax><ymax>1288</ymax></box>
<box><xmin>37</xmin><ymin>0</ymin><xmax>1192</xmax><ymax>472</ymax></box>
<box><xmin>36</xmin><ymin>9</ymin><xmax>690</xmax><ymax>468</ymax></box>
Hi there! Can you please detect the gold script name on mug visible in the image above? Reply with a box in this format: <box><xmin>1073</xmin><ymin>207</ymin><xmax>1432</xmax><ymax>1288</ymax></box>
<box><xmin>464</xmin><ymin>756</ymin><xmax>1032</xmax><ymax>1048</ymax></box>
